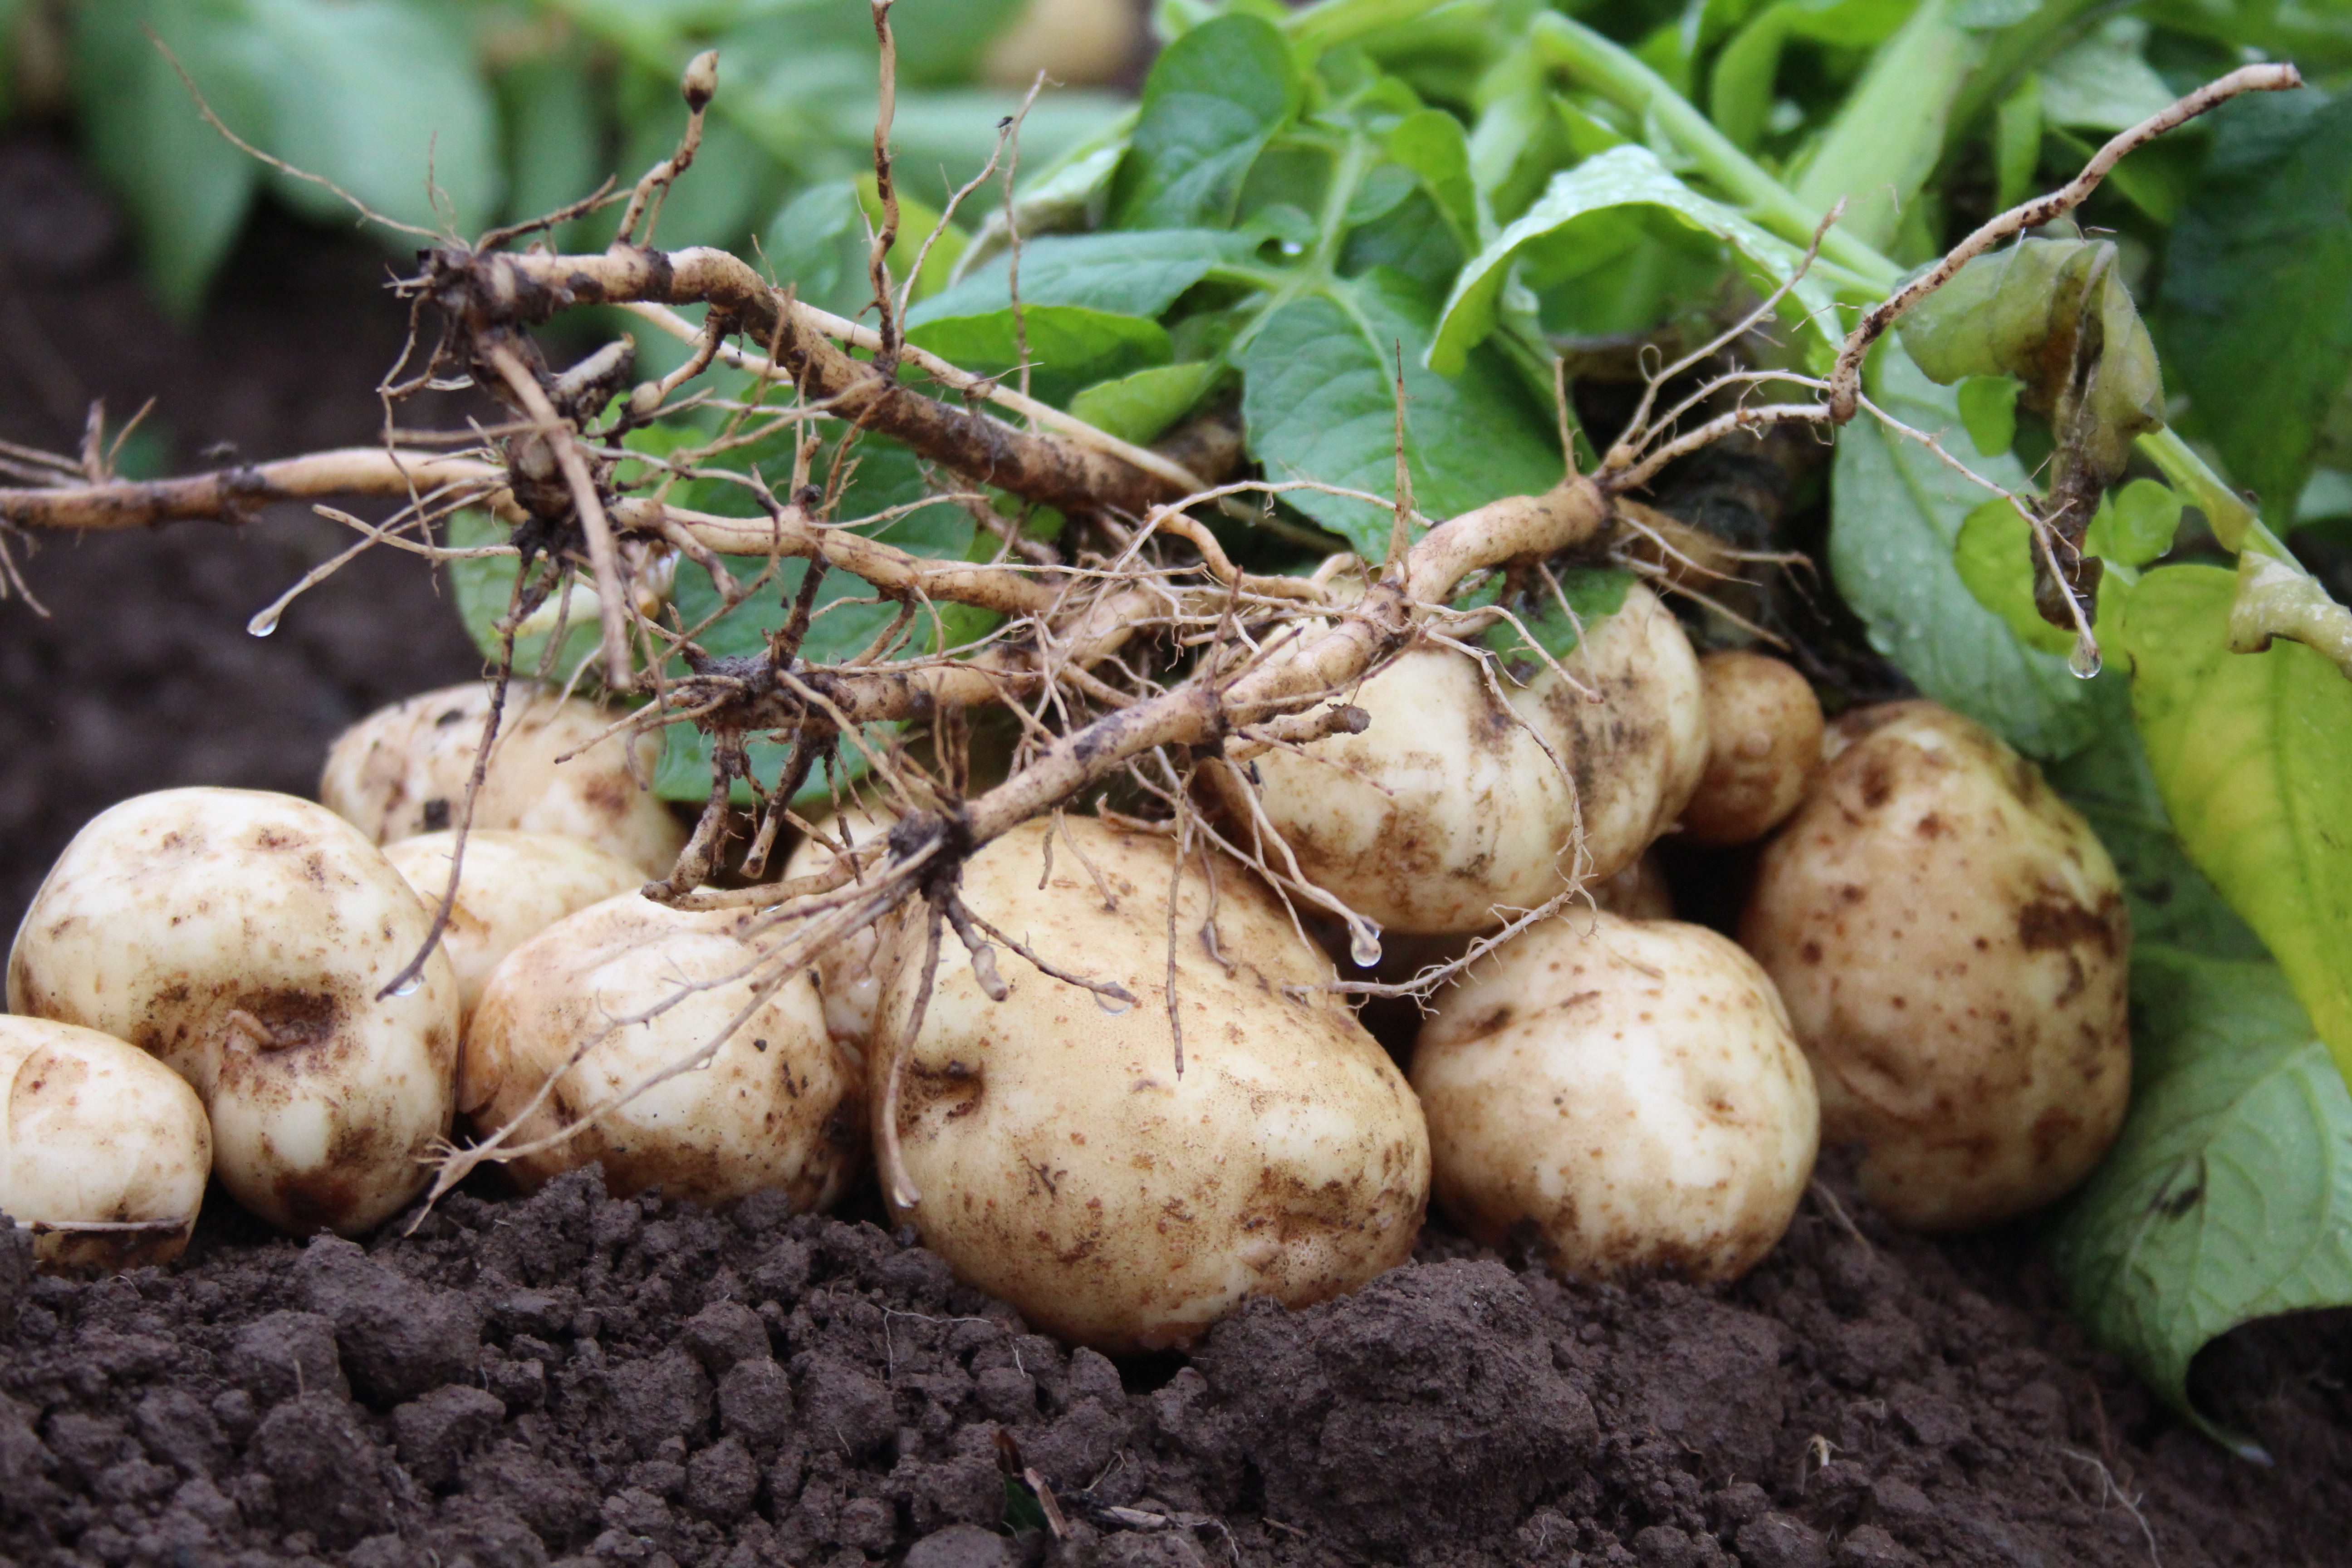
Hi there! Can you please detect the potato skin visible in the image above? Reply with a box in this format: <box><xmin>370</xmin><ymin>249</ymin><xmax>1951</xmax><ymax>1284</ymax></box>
<box><xmin>878</xmin><ymin>817</ymin><xmax>1429</xmax><ymax>1353</ymax></box>
<box><xmin>781</xmin><ymin>808</ymin><xmax>898</xmax><ymax>1053</ymax></box>
<box><xmin>383</xmin><ymin>831</ymin><xmax>643</xmax><ymax>1022</ymax></box>
<box><xmin>0</xmin><ymin>1018</ymin><xmax>212</xmax><ymax>1273</ymax></box>
<box><xmin>319</xmin><ymin>682</ymin><xmax>686</xmax><ymax>876</ymax></box>
<box><xmin>1740</xmin><ymin>701</ymin><xmax>2131</xmax><ymax>1231</ymax></box>
<box><xmin>8</xmin><ymin>789</ymin><xmax>461</xmax><ymax>1236</ymax></box>
<box><xmin>464</xmin><ymin>894</ymin><xmax>864</xmax><ymax>1211</ymax></box>
<box><xmin>1413</xmin><ymin>912</ymin><xmax>1817</xmax><ymax>1282</ymax></box>
<box><xmin>1208</xmin><ymin>583</ymin><xmax>1705</xmax><ymax>935</ymax></box>
<box><xmin>1681</xmin><ymin>651</ymin><xmax>1825</xmax><ymax>847</ymax></box>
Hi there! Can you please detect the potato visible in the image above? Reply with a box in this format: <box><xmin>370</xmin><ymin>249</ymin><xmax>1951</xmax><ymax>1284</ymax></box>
<box><xmin>319</xmin><ymin>681</ymin><xmax>686</xmax><ymax>876</ymax></box>
<box><xmin>8</xmin><ymin>789</ymin><xmax>461</xmax><ymax>1236</ymax></box>
<box><xmin>1592</xmin><ymin>850</ymin><xmax>1675</xmax><ymax>920</ymax></box>
<box><xmin>1208</xmin><ymin>583</ymin><xmax>1705</xmax><ymax>935</ymax></box>
<box><xmin>1413</xmin><ymin>911</ymin><xmax>1817</xmax><ymax>1282</ymax></box>
<box><xmin>981</xmin><ymin>0</ymin><xmax>1141</xmax><ymax>87</ymax></box>
<box><xmin>1681</xmin><ymin>650</ymin><xmax>1825</xmax><ymax>846</ymax></box>
<box><xmin>877</xmin><ymin>816</ymin><xmax>1429</xmax><ymax>1353</ymax></box>
<box><xmin>382</xmin><ymin>831</ymin><xmax>644</xmax><ymax>1022</ymax></box>
<box><xmin>0</xmin><ymin>1017</ymin><xmax>212</xmax><ymax>1273</ymax></box>
<box><xmin>463</xmin><ymin>893</ymin><xmax>864</xmax><ymax>1210</ymax></box>
<box><xmin>782</xmin><ymin>806</ymin><xmax>900</xmax><ymax>1053</ymax></box>
<box><xmin>1740</xmin><ymin>701</ymin><xmax>2131</xmax><ymax>1231</ymax></box>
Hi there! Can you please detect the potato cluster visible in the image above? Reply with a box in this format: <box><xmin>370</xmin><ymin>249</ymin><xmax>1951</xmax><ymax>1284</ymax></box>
<box><xmin>7</xmin><ymin>588</ymin><xmax>2133</xmax><ymax>1359</ymax></box>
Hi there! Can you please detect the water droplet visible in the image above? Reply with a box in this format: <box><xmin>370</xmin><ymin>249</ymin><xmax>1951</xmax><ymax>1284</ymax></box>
<box><xmin>2068</xmin><ymin>635</ymin><xmax>2102</xmax><ymax>680</ymax></box>
<box><xmin>1348</xmin><ymin>922</ymin><xmax>1383</xmax><ymax>969</ymax></box>
<box><xmin>387</xmin><ymin>974</ymin><xmax>422</xmax><ymax>997</ymax></box>
<box><xmin>1280</xmin><ymin>239</ymin><xmax>1305</xmax><ymax>256</ymax></box>
<box><xmin>246</xmin><ymin>609</ymin><xmax>280</xmax><ymax>638</ymax></box>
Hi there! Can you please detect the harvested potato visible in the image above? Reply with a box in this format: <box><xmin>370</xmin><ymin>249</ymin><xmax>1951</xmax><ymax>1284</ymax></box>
<box><xmin>1413</xmin><ymin>911</ymin><xmax>1817</xmax><ymax>1281</ymax></box>
<box><xmin>1681</xmin><ymin>651</ymin><xmax>1825</xmax><ymax>846</ymax></box>
<box><xmin>382</xmin><ymin>830</ymin><xmax>644</xmax><ymax>1022</ymax></box>
<box><xmin>1740</xmin><ymin>701</ymin><xmax>2130</xmax><ymax>1231</ymax></box>
<box><xmin>464</xmin><ymin>893</ymin><xmax>864</xmax><ymax>1210</ymax></box>
<box><xmin>320</xmin><ymin>681</ymin><xmax>686</xmax><ymax>876</ymax></box>
<box><xmin>0</xmin><ymin>1017</ymin><xmax>212</xmax><ymax>1273</ymax></box>
<box><xmin>1208</xmin><ymin>583</ymin><xmax>1705</xmax><ymax>934</ymax></box>
<box><xmin>875</xmin><ymin>816</ymin><xmax>1429</xmax><ymax>1354</ymax></box>
<box><xmin>8</xmin><ymin>789</ymin><xmax>461</xmax><ymax>1236</ymax></box>
<box><xmin>781</xmin><ymin>806</ymin><xmax>900</xmax><ymax>1053</ymax></box>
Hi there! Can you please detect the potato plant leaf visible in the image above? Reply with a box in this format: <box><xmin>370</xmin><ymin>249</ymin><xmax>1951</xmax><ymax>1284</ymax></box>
<box><xmin>1829</xmin><ymin>344</ymin><xmax>2098</xmax><ymax>758</ymax></box>
<box><xmin>2048</xmin><ymin>946</ymin><xmax>2352</xmax><ymax>1455</ymax></box>
<box><xmin>2118</xmin><ymin>564</ymin><xmax>2352</xmax><ymax>1082</ymax></box>
<box><xmin>1068</xmin><ymin>362</ymin><xmax>1223</xmax><ymax>444</ymax></box>
<box><xmin>1109</xmin><ymin>14</ymin><xmax>1301</xmax><ymax>230</ymax></box>
<box><xmin>911</xmin><ymin>230</ymin><xmax>1256</xmax><ymax>322</ymax></box>
<box><xmin>903</xmin><ymin>306</ymin><xmax>1173</xmax><ymax>406</ymax></box>
<box><xmin>1237</xmin><ymin>270</ymin><xmax>1563</xmax><ymax>558</ymax></box>
<box><xmin>2158</xmin><ymin>87</ymin><xmax>2352</xmax><ymax>522</ymax></box>
<box><xmin>1430</xmin><ymin>145</ymin><xmax>1855</xmax><ymax>376</ymax></box>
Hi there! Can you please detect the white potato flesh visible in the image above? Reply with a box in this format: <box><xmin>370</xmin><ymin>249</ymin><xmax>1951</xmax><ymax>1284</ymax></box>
<box><xmin>1681</xmin><ymin>650</ymin><xmax>1825</xmax><ymax>847</ymax></box>
<box><xmin>383</xmin><ymin>831</ymin><xmax>644</xmax><ymax>1022</ymax></box>
<box><xmin>1210</xmin><ymin>583</ymin><xmax>1705</xmax><ymax>934</ymax></box>
<box><xmin>1740</xmin><ymin>701</ymin><xmax>2131</xmax><ymax>1231</ymax></box>
<box><xmin>877</xmin><ymin>816</ymin><xmax>1429</xmax><ymax>1354</ymax></box>
<box><xmin>464</xmin><ymin>894</ymin><xmax>864</xmax><ymax>1210</ymax></box>
<box><xmin>0</xmin><ymin>1017</ymin><xmax>212</xmax><ymax>1273</ymax></box>
<box><xmin>8</xmin><ymin>789</ymin><xmax>461</xmax><ymax>1236</ymax></box>
<box><xmin>1414</xmin><ymin>911</ymin><xmax>1817</xmax><ymax>1282</ymax></box>
<box><xmin>781</xmin><ymin>807</ymin><xmax>901</xmax><ymax>1053</ymax></box>
<box><xmin>319</xmin><ymin>681</ymin><xmax>687</xmax><ymax>876</ymax></box>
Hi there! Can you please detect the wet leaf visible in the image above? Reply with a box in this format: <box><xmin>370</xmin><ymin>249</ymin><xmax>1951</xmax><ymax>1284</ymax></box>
<box><xmin>1953</xmin><ymin>498</ymin><xmax>2076</xmax><ymax>656</ymax></box>
<box><xmin>2049</xmin><ymin>946</ymin><xmax>2352</xmax><ymax>1456</ymax></box>
<box><xmin>1829</xmin><ymin>344</ymin><xmax>2099</xmax><ymax>757</ymax></box>
<box><xmin>2119</xmin><ymin>564</ymin><xmax>2352</xmax><ymax>1080</ymax></box>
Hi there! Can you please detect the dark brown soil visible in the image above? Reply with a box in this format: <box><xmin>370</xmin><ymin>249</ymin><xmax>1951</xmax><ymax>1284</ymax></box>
<box><xmin>8</xmin><ymin>135</ymin><xmax>2352</xmax><ymax>1568</ymax></box>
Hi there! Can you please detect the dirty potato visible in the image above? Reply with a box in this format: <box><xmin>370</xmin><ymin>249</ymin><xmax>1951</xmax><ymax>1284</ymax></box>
<box><xmin>875</xmin><ymin>815</ymin><xmax>1429</xmax><ymax>1354</ymax></box>
<box><xmin>0</xmin><ymin>1017</ymin><xmax>212</xmax><ymax>1273</ymax></box>
<box><xmin>1209</xmin><ymin>583</ymin><xmax>1705</xmax><ymax>935</ymax></box>
<box><xmin>463</xmin><ymin>893</ymin><xmax>864</xmax><ymax>1210</ymax></box>
<box><xmin>1413</xmin><ymin>911</ymin><xmax>1817</xmax><ymax>1282</ymax></box>
<box><xmin>8</xmin><ymin>789</ymin><xmax>461</xmax><ymax>1236</ymax></box>
<box><xmin>382</xmin><ymin>830</ymin><xmax>644</xmax><ymax>1022</ymax></box>
<box><xmin>319</xmin><ymin>681</ymin><xmax>686</xmax><ymax>876</ymax></box>
<box><xmin>1681</xmin><ymin>651</ymin><xmax>1825</xmax><ymax>847</ymax></box>
<box><xmin>1740</xmin><ymin>701</ymin><xmax>2131</xmax><ymax>1231</ymax></box>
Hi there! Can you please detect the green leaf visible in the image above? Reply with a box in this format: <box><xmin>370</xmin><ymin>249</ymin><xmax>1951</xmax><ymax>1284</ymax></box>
<box><xmin>1387</xmin><ymin>107</ymin><xmax>1481</xmax><ymax>250</ymax></box>
<box><xmin>72</xmin><ymin>0</ymin><xmax>265</xmax><ymax>315</ymax></box>
<box><xmin>904</xmin><ymin>306</ymin><xmax>1173</xmax><ymax>406</ymax></box>
<box><xmin>1993</xmin><ymin>73</ymin><xmax>2042</xmax><ymax>212</ymax></box>
<box><xmin>1431</xmin><ymin>145</ymin><xmax>1854</xmax><ymax>377</ymax></box>
<box><xmin>1953</xmin><ymin>499</ymin><xmax>2076</xmax><ymax>656</ymax></box>
<box><xmin>2118</xmin><ymin>564</ymin><xmax>2352</xmax><ymax>1083</ymax></box>
<box><xmin>912</xmin><ymin>230</ymin><xmax>1253</xmax><ymax>322</ymax></box>
<box><xmin>858</xmin><ymin>175</ymin><xmax>964</xmax><ymax>303</ymax></box>
<box><xmin>248</xmin><ymin>0</ymin><xmax>503</xmax><ymax>239</ymax></box>
<box><xmin>2084</xmin><ymin>477</ymin><xmax>2182</xmax><ymax>569</ymax></box>
<box><xmin>1475</xmin><ymin>567</ymin><xmax>1637</xmax><ymax>661</ymax></box>
<box><xmin>614</xmin><ymin>93</ymin><xmax>775</xmax><ymax>251</ymax></box>
<box><xmin>1829</xmin><ymin>343</ymin><xmax>2098</xmax><ymax>758</ymax></box>
<box><xmin>1111</xmin><ymin>13</ymin><xmax>1301</xmax><ymax>228</ymax></box>
<box><xmin>1708</xmin><ymin>2</ymin><xmax>1792</xmax><ymax>152</ymax></box>
<box><xmin>441</xmin><ymin>509</ymin><xmax>603</xmax><ymax>681</ymax></box>
<box><xmin>2045</xmin><ymin>677</ymin><xmax>2266</xmax><ymax>960</ymax></box>
<box><xmin>1790</xmin><ymin>0</ymin><xmax>1980</xmax><ymax>251</ymax></box>
<box><xmin>762</xmin><ymin>180</ymin><xmax>876</xmax><ymax>322</ymax></box>
<box><xmin>1069</xmin><ymin>362</ymin><xmax>1222</xmax><ymax>444</ymax></box>
<box><xmin>498</xmin><ymin>47</ymin><xmax>604</xmax><ymax>242</ymax></box>
<box><xmin>1955</xmin><ymin>375</ymin><xmax>2019</xmax><ymax>457</ymax></box>
<box><xmin>2036</xmin><ymin>17</ymin><xmax>2177</xmax><ymax>133</ymax></box>
<box><xmin>2160</xmin><ymin>88</ymin><xmax>2352</xmax><ymax>523</ymax></box>
<box><xmin>2048</xmin><ymin>946</ymin><xmax>2352</xmax><ymax>1455</ymax></box>
<box><xmin>1237</xmin><ymin>270</ymin><xmax>1563</xmax><ymax>558</ymax></box>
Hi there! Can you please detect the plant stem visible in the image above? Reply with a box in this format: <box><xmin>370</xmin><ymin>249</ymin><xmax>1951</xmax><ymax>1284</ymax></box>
<box><xmin>1284</xmin><ymin>0</ymin><xmax>1458</xmax><ymax>52</ymax></box>
<box><xmin>2137</xmin><ymin>426</ymin><xmax>2295</xmax><ymax>562</ymax></box>
<box><xmin>1528</xmin><ymin>12</ymin><xmax>1902</xmax><ymax>290</ymax></box>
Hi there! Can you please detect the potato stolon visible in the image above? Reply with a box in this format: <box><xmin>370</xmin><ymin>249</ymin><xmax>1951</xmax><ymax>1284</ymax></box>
<box><xmin>1740</xmin><ymin>701</ymin><xmax>2131</xmax><ymax>1231</ymax></box>
<box><xmin>320</xmin><ymin>681</ymin><xmax>686</xmax><ymax>876</ymax></box>
<box><xmin>1209</xmin><ymin>583</ymin><xmax>1705</xmax><ymax>935</ymax></box>
<box><xmin>0</xmin><ymin>1017</ymin><xmax>212</xmax><ymax>1273</ymax></box>
<box><xmin>382</xmin><ymin>830</ymin><xmax>643</xmax><ymax>1022</ymax></box>
<box><xmin>8</xmin><ymin>788</ymin><xmax>461</xmax><ymax>1235</ymax></box>
<box><xmin>1413</xmin><ymin>911</ymin><xmax>1818</xmax><ymax>1281</ymax></box>
<box><xmin>875</xmin><ymin>815</ymin><xmax>1429</xmax><ymax>1353</ymax></box>
<box><xmin>463</xmin><ymin>893</ymin><xmax>863</xmax><ymax>1210</ymax></box>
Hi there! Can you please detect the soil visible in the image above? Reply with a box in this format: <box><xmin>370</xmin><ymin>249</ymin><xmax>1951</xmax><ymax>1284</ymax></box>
<box><xmin>7</xmin><ymin>137</ymin><xmax>2352</xmax><ymax>1568</ymax></box>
